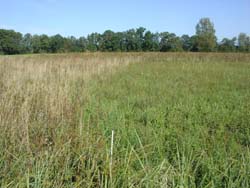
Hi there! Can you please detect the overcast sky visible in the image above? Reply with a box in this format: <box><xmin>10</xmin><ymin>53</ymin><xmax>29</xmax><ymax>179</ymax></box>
<box><xmin>0</xmin><ymin>0</ymin><xmax>250</xmax><ymax>39</ymax></box>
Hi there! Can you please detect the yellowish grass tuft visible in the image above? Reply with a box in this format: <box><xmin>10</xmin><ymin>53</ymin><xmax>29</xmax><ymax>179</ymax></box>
<box><xmin>0</xmin><ymin>53</ymin><xmax>141</xmax><ymax>153</ymax></box>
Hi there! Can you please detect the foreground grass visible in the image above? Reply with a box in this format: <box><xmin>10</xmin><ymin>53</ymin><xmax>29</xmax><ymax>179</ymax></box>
<box><xmin>0</xmin><ymin>53</ymin><xmax>250</xmax><ymax>187</ymax></box>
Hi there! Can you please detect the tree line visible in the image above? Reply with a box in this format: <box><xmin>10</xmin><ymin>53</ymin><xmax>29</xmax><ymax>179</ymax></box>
<box><xmin>0</xmin><ymin>18</ymin><xmax>250</xmax><ymax>55</ymax></box>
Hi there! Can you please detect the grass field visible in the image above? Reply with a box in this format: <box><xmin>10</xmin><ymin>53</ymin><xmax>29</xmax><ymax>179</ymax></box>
<box><xmin>0</xmin><ymin>53</ymin><xmax>250</xmax><ymax>187</ymax></box>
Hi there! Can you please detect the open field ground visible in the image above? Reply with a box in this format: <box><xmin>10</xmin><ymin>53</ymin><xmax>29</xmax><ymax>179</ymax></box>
<box><xmin>0</xmin><ymin>53</ymin><xmax>250</xmax><ymax>187</ymax></box>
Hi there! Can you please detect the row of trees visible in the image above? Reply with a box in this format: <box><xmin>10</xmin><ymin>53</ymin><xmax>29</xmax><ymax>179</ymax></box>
<box><xmin>1</xmin><ymin>18</ymin><xmax>250</xmax><ymax>55</ymax></box>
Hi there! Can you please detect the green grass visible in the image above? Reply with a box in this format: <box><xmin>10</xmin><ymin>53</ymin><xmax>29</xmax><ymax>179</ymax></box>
<box><xmin>0</xmin><ymin>53</ymin><xmax>250</xmax><ymax>187</ymax></box>
<box><xmin>85</xmin><ymin>56</ymin><xmax>250</xmax><ymax>187</ymax></box>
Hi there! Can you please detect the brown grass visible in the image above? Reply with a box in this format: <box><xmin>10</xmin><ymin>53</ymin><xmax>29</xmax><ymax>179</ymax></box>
<box><xmin>0</xmin><ymin>53</ymin><xmax>141</xmax><ymax>154</ymax></box>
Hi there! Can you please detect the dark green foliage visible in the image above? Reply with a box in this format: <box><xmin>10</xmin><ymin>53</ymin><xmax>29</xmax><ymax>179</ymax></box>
<box><xmin>39</xmin><ymin>34</ymin><xmax>50</xmax><ymax>53</ymax></box>
<box><xmin>124</xmin><ymin>29</ymin><xmax>138</xmax><ymax>51</ymax></box>
<box><xmin>135</xmin><ymin>27</ymin><xmax>146</xmax><ymax>51</ymax></box>
<box><xmin>218</xmin><ymin>37</ymin><xmax>237</xmax><ymax>52</ymax></box>
<box><xmin>190</xmin><ymin>35</ymin><xmax>199</xmax><ymax>52</ymax></box>
<box><xmin>77</xmin><ymin>36</ymin><xmax>87</xmax><ymax>52</ymax></box>
<box><xmin>0</xmin><ymin>29</ymin><xmax>22</xmax><ymax>54</ymax></box>
<box><xmin>160</xmin><ymin>32</ymin><xmax>183</xmax><ymax>52</ymax></box>
<box><xmin>21</xmin><ymin>33</ymin><xmax>33</xmax><ymax>53</ymax></box>
<box><xmin>238</xmin><ymin>33</ymin><xmax>250</xmax><ymax>52</ymax></box>
<box><xmin>49</xmin><ymin>34</ymin><xmax>65</xmax><ymax>53</ymax></box>
<box><xmin>31</xmin><ymin>35</ymin><xmax>41</xmax><ymax>53</ymax></box>
<box><xmin>99</xmin><ymin>30</ymin><xmax>120</xmax><ymax>52</ymax></box>
<box><xmin>142</xmin><ymin>31</ymin><xmax>160</xmax><ymax>51</ymax></box>
<box><xmin>0</xmin><ymin>17</ymin><xmax>250</xmax><ymax>54</ymax></box>
<box><xmin>31</xmin><ymin>34</ymin><xmax>50</xmax><ymax>53</ymax></box>
<box><xmin>181</xmin><ymin>35</ymin><xmax>192</xmax><ymax>51</ymax></box>
<box><xmin>87</xmin><ymin>32</ymin><xmax>100</xmax><ymax>52</ymax></box>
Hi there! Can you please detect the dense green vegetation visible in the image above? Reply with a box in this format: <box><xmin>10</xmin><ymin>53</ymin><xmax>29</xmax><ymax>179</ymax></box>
<box><xmin>1</xmin><ymin>18</ymin><xmax>250</xmax><ymax>54</ymax></box>
<box><xmin>0</xmin><ymin>53</ymin><xmax>250</xmax><ymax>187</ymax></box>
<box><xmin>86</xmin><ymin>54</ymin><xmax>250</xmax><ymax>187</ymax></box>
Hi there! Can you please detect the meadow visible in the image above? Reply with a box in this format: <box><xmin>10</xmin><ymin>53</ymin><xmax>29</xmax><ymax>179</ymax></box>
<box><xmin>0</xmin><ymin>53</ymin><xmax>250</xmax><ymax>187</ymax></box>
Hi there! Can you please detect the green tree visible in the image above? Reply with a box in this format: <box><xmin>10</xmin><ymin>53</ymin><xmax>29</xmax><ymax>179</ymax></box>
<box><xmin>49</xmin><ymin>34</ymin><xmax>65</xmax><ymax>53</ymax></box>
<box><xmin>32</xmin><ymin>35</ymin><xmax>41</xmax><ymax>53</ymax></box>
<box><xmin>125</xmin><ymin>29</ymin><xmax>137</xmax><ymax>51</ymax></box>
<box><xmin>117</xmin><ymin>32</ymin><xmax>127</xmax><ymax>52</ymax></box>
<box><xmin>189</xmin><ymin>35</ymin><xmax>199</xmax><ymax>52</ymax></box>
<box><xmin>238</xmin><ymin>33</ymin><xmax>250</xmax><ymax>52</ymax></box>
<box><xmin>87</xmin><ymin>33</ymin><xmax>100</xmax><ymax>52</ymax></box>
<box><xmin>64</xmin><ymin>36</ymin><xmax>77</xmax><ymax>52</ymax></box>
<box><xmin>21</xmin><ymin>33</ymin><xmax>33</xmax><ymax>53</ymax></box>
<box><xmin>160</xmin><ymin>32</ymin><xmax>183</xmax><ymax>52</ymax></box>
<box><xmin>218</xmin><ymin>37</ymin><xmax>236</xmax><ymax>52</ymax></box>
<box><xmin>31</xmin><ymin>34</ymin><xmax>50</xmax><ymax>53</ymax></box>
<box><xmin>142</xmin><ymin>31</ymin><xmax>154</xmax><ymax>51</ymax></box>
<box><xmin>77</xmin><ymin>37</ymin><xmax>87</xmax><ymax>52</ymax></box>
<box><xmin>152</xmin><ymin>32</ymin><xmax>160</xmax><ymax>51</ymax></box>
<box><xmin>39</xmin><ymin>34</ymin><xmax>50</xmax><ymax>53</ymax></box>
<box><xmin>142</xmin><ymin>31</ymin><xmax>160</xmax><ymax>51</ymax></box>
<box><xmin>181</xmin><ymin>35</ymin><xmax>192</xmax><ymax>51</ymax></box>
<box><xmin>195</xmin><ymin>18</ymin><xmax>217</xmax><ymax>52</ymax></box>
<box><xmin>99</xmin><ymin>30</ymin><xmax>120</xmax><ymax>52</ymax></box>
<box><xmin>135</xmin><ymin>27</ymin><xmax>146</xmax><ymax>51</ymax></box>
<box><xmin>0</xmin><ymin>29</ymin><xmax>22</xmax><ymax>54</ymax></box>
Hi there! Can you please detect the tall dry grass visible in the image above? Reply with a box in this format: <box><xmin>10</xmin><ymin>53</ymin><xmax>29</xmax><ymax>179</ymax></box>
<box><xmin>0</xmin><ymin>53</ymin><xmax>141</xmax><ymax>149</ymax></box>
<box><xmin>0</xmin><ymin>53</ymin><xmax>144</xmax><ymax>186</ymax></box>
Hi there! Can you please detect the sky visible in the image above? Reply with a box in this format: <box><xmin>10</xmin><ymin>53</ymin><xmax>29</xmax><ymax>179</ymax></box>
<box><xmin>0</xmin><ymin>0</ymin><xmax>250</xmax><ymax>40</ymax></box>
